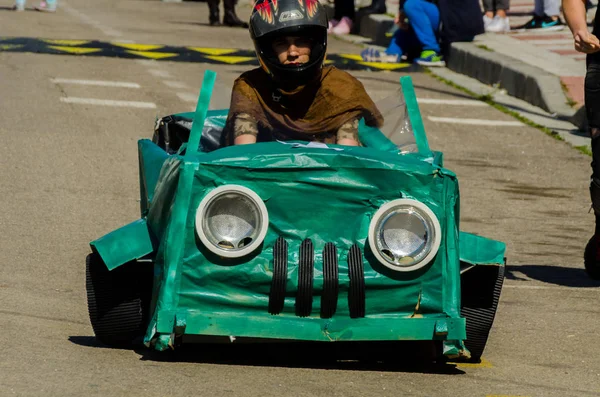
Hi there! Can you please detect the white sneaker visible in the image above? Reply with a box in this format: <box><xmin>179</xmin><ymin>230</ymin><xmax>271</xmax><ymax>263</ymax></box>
<box><xmin>486</xmin><ymin>16</ymin><xmax>510</xmax><ymax>33</ymax></box>
<box><xmin>483</xmin><ymin>15</ymin><xmax>494</xmax><ymax>30</ymax></box>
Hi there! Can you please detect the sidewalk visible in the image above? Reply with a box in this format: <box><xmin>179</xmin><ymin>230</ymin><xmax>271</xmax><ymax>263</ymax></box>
<box><xmin>329</xmin><ymin>0</ymin><xmax>594</xmax><ymax>135</ymax></box>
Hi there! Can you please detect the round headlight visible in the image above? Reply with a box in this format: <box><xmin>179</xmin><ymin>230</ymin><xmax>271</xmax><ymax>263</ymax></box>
<box><xmin>368</xmin><ymin>199</ymin><xmax>441</xmax><ymax>272</ymax></box>
<box><xmin>195</xmin><ymin>185</ymin><xmax>269</xmax><ymax>258</ymax></box>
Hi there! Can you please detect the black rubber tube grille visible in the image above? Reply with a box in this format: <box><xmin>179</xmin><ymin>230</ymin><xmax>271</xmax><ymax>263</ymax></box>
<box><xmin>320</xmin><ymin>243</ymin><xmax>339</xmax><ymax>318</ymax></box>
<box><xmin>295</xmin><ymin>239</ymin><xmax>314</xmax><ymax>317</ymax></box>
<box><xmin>347</xmin><ymin>244</ymin><xmax>366</xmax><ymax>318</ymax></box>
<box><xmin>268</xmin><ymin>237</ymin><xmax>288</xmax><ymax>315</ymax></box>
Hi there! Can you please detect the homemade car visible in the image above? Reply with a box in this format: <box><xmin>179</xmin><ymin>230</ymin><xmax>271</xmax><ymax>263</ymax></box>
<box><xmin>85</xmin><ymin>71</ymin><xmax>506</xmax><ymax>362</ymax></box>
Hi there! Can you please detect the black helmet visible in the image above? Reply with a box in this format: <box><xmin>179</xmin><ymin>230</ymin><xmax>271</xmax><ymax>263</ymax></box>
<box><xmin>249</xmin><ymin>0</ymin><xmax>328</xmax><ymax>87</ymax></box>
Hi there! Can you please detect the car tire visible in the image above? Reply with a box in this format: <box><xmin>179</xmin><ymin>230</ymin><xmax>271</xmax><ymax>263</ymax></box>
<box><xmin>460</xmin><ymin>264</ymin><xmax>505</xmax><ymax>363</ymax></box>
<box><xmin>584</xmin><ymin>236</ymin><xmax>600</xmax><ymax>280</ymax></box>
<box><xmin>85</xmin><ymin>252</ymin><xmax>153</xmax><ymax>347</ymax></box>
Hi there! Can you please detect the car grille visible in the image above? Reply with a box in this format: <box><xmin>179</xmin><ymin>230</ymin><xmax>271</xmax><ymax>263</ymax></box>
<box><xmin>268</xmin><ymin>237</ymin><xmax>365</xmax><ymax>318</ymax></box>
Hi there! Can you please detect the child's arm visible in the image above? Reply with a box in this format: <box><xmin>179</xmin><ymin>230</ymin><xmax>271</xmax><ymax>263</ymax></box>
<box><xmin>336</xmin><ymin>119</ymin><xmax>360</xmax><ymax>146</ymax></box>
<box><xmin>233</xmin><ymin>113</ymin><xmax>259</xmax><ymax>145</ymax></box>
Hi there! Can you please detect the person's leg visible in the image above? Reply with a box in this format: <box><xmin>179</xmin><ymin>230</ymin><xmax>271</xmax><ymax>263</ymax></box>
<box><xmin>543</xmin><ymin>0</ymin><xmax>561</xmax><ymax>17</ymax></box>
<box><xmin>496</xmin><ymin>0</ymin><xmax>510</xmax><ymax>16</ymax></box>
<box><xmin>482</xmin><ymin>0</ymin><xmax>495</xmax><ymax>17</ymax></box>
<box><xmin>207</xmin><ymin>0</ymin><xmax>220</xmax><ymax>26</ymax></box>
<box><xmin>403</xmin><ymin>0</ymin><xmax>440</xmax><ymax>53</ymax></box>
<box><xmin>223</xmin><ymin>0</ymin><xmax>249</xmax><ymax>28</ymax></box>
<box><xmin>584</xmin><ymin>62</ymin><xmax>600</xmax><ymax>279</ymax></box>
<box><xmin>331</xmin><ymin>0</ymin><xmax>355</xmax><ymax>34</ymax></box>
<box><xmin>334</xmin><ymin>0</ymin><xmax>355</xmax><ymax>21</ymax></box>
<box><xmin>534</xmin><ymin>0</ymin><xmax>544</xmax><ymax>16</ymax></box>
<box><xmin>13</xmin><ymin>0</ymin><xmax>25</xmax><ymax>11</ymax></box>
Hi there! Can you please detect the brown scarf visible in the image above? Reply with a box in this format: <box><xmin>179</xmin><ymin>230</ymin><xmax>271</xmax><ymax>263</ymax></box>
<box><xmin>224</xmin><ymin>66</ymin><xmax>384</xmax><ymax>145</ymax></box>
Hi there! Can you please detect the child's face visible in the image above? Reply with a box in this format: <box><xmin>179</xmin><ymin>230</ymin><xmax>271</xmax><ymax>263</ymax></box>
<box><xmin>272</xmin><ymin>36</ymin><xmax>312</xmax><ymax>65</ymax></box>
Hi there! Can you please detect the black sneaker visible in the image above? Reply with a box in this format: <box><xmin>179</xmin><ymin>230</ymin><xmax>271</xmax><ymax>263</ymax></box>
<box><xmin>517</xmin><ymin>14</ymin><xmax>565</xmax><ymax>31</ymax></box>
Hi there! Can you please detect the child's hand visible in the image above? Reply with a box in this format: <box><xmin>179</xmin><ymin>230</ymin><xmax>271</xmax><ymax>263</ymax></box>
<box><xmin>574</xmin><ymin>30</ymin><xmax>600</xmax><ymax>54</ymax></box>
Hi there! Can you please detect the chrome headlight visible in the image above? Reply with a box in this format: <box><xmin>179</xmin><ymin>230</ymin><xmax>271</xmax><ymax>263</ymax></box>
<box><xmin>368</xmin><ymin>199</ymin><xmax>441</xmax><ymax>272</ymax></box>
<box><xmin>195</xmin><ymin>185</ymin><xmax>269</xmax><ymax>258</ymax></box>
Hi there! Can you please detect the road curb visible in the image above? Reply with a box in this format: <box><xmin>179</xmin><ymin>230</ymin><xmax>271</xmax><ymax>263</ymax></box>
<box><xmin>447</xmin><ymin>41</ymin><xmax>583</xmax><ymax>129</ymax></box>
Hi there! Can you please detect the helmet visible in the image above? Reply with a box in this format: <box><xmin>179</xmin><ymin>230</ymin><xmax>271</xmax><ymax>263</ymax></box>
<box><xmin>249</xmin><ymin>0</ymin><xmax>328</xmax><ymax>88</ymax></box>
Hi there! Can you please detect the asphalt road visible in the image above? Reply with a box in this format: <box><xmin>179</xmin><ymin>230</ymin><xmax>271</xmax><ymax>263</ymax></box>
<box><xmin>1</xmin><ymin>0</ymin><xmax>600</xmax><ymax>396</ymax></box>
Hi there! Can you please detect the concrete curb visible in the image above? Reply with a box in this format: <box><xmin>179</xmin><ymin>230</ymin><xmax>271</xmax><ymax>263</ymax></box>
<box><xmin>447</xmin><ymin>42</ymin><xmax>582</xmax><ymax>127</ymax></box>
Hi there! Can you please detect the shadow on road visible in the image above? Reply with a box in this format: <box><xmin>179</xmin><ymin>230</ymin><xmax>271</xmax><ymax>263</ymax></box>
<box><xmin>136</xmin><ymin>341</ymin><xmax>465</xmax><ymax>375</ymax></box>
<box><xmin>69</xmin><ymin>336</ymin><xmax>465</xmax><ymax>374</ymax></box>
<box><xmin>506</xmin><ymin>264</ymin><xmax>600</xmax><ymax>288</ymax></box>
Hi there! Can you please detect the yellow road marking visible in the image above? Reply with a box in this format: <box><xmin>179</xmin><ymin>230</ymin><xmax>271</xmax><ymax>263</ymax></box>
<box><xmin>0</xmin><ymin>44</ymin><xmax>24</xmax><ymax>50</ymax></box>
<box><xmin>44</xmin><ymin>39</ymin><xmax>90</xmax><ymax>46</ymax></box>
<box><xmin>339</xmin><ymin>53</ymin><xmax>364</xmax><ymax>61</ymax></box>
<box><xmin>324</xmin><ymin>59</ymin><xmax>334</xmax><ymax>64</ymax></box>
<box><xmin>358</xmin><ymin>61</ymin><xmax>411</xmax><ymax>70</ymax></box>
<box><xmin>113</xmin><ymin>43</ymin><xmax>164</xmax><ymax>51</ymax></box>
<box><xmin>189</xmin><ymin>47</ymin><xmax>238</xmax><ymax>56</ymax></box>
<box><xmin>125</xmin><ymin>50</ymin><xmax>178</xmax><ymax>59</ymax></box>
<box><xmin>451</xmin><ymin>358</ymin><xmax>494</xmax><ymax>368</ymax></box>
<box><xmin>205</xmin><ymin>55</ymin><xmax>255</xmax><ymax>64</ymax></box>
<box><xmin>48</xmin><ymin>46</ymin><xmax>102</xmax><ymax>55</ymax></box>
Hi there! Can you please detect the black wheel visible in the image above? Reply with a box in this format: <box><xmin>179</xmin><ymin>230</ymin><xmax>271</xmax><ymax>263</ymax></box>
<box><xmin>584</xmin><ymin>237</ymin><xmax>600</xmax><ymax>280</ymax></box>
<box><xmin>460</xmin><ymin>264</ymin><xmax>505</xmax><ymax>362</ymax></box>
<box><xmin>85</xmin><ymin>252</ymin><xmax>153</xmax><ymax>347</ymax></box>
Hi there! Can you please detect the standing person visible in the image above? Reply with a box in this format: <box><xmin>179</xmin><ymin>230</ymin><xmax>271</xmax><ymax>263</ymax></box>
<box><xmin>207</xmin><ymin>0</ymin><xmax>250</xmax><ymax>27</ymax></box>
<box><xmin>482</xmin><ymin>0</ymin><xmax>510</xmax><ymax>33</ymax></box>
<box><xmin>13</xmin><ymin>0</ymin><xmax>56</xmax><ymax>11</ymax></box>
<box><xmin>518</xmin><ymin>0</ymin><xmax>565</xmax><ymax>30</ymax></box>
<box><xmin>563</xmin><ymin>0</ymin><xmax>600</xmax><ymax>279</ymax></box>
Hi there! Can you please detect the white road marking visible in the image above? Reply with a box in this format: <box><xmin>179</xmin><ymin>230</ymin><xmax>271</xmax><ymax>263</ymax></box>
<box><xmin>177</xmin><ymin>93</ymin><xmax>198</xmax><ymax>103</ymax></box>
<box><xmin>61</xmin><ymin>1</ymin><xmax>124</xmax><ymax>38</ymax></box>
<box><xmin>136</xmin><ymin>59</ymin><xmax>158</xmax><ymax>67</ymax></box>
<box><xmin>51</xmin><ymin>78</ymin><xmax>140</xmax><ymax>88</ymax></box>
<box><xmin>504</xmin><ymin>284</ymin><xmax>600</xmax><ymax>292</ymax></box>
<box><xmin>164</xmin><ymin>80</ymin><xmax>188</xmax><ymax>89</ymax></box>
<box><xmin>148</xmin><ymin>69</ymin><xmax>171</xmax><ymax>78</ymax></box>
<box><xmin>60</xmin><ymin>97</ymin><xmax>156</xmax><ymax>108</ymax></box>
<box><xmin>428</xmin><ymin>116</ymin><xmax>525</xmax><ymax>126</ymax></box>
<box><xmin>418</xmin><ymin>98</ymin><xmax>487</xmax><ymax>106</ymax></box>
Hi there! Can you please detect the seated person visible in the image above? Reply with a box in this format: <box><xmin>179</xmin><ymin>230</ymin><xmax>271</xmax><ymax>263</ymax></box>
<box><xmin>223</xmin><ymin>0</ymin><xmax>383</xmax><ymax>147</ymax></box>
<box><xmin>361</xmin><ymin>0</ymin><xmax>444</xmax><ymax>67</ymax></box>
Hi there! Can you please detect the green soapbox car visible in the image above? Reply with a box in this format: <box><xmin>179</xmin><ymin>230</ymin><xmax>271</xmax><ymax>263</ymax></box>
<box><xmin>85</xmin><ymin>71</ymin><xmax>506</xmax><ymax>362</ymax></box>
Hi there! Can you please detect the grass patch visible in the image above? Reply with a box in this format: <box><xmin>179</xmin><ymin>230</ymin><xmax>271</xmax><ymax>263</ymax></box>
<box><xmin>575</xmin><ymin>145</ymin><xmax>593</xmax><ymax>156</ymax></box>
<box><xmin>424</xmin><ymin>69</ymin><xmax>593</xmax><ymax>154</ymax></box>
<box><xmin>476</xmin><ymin>44</ymin><xmax>494</xmax><ymax>52</ymax></box>
<box><xmin>560</xmin><ymin>80</ymin><xmax>579</xmax><ymax>108</ymax></box>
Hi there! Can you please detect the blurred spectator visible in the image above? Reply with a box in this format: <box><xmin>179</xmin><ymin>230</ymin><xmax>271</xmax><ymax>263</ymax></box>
<box><xmin>360</xmin><ymin>0</ymin><xmax>483</xmax><ymax>66</ymax></box>
<box><xmin>208</xmin><ymin>0</ymin><xmax>249</xmax><ymax>28</ymax></box>
<box><xmin>483</xmin><ymin>0</ymin><xmax>510</xmax><ymax>33</ymax></box>
<box><xmin>328</xmin><ymin>0</ymin><xmax>355</xmax><ymax>34</ymax></box>
<box><xmin>517</xmin><ymin>0</ymin><xmax>565</xmax><ymax>30</ymax></box>
<box><xmin>361</xmin><ymin>0</ymin><xmax>444</xmax><ymax>66</ymax></box>
<box><xmin>13</xmin><ymin>0</ymin><xmax>56</xmax><ymax>11</ymax></box>
<box><xmin>563</xmin><ymin>0</ymin><xmax>600</xmax><ymax>279</ymax></box>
